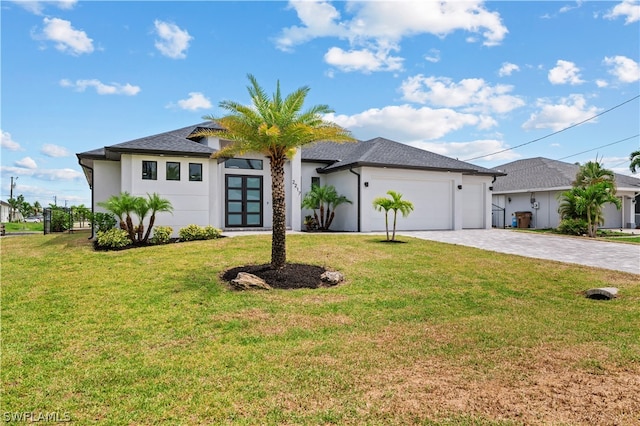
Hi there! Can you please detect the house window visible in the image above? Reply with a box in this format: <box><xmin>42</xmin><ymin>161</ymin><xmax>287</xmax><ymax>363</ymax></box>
<box><xmin>142</xmin><ymin>161</ymin><xmax>157</xmax><ymax>180</ymax></box>
<box><xmin>225</xmin><ymin>158</ymin><xmax>263</xmax><ymax>170</ymax></box>
<box><xmin>189</xmin><ymin>163</ymin><xmax>203</xmax><ymax>181</ymax></box>
<box><xmin>310</xmin><ymin>177</ymin><xmax>320</xmax><ymax>208</ymax></box>
<box><xmin>166</xmin><ymin>162</ymin><xmax>180</xmax><ymax>181</ymax></box>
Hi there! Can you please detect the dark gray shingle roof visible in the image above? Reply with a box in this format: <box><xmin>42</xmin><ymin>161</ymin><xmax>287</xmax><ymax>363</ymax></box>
<box><xmin>302</xmin><ymin>137</ymin><xmax>502</xmax><ymax>176</ymax></box>
<box><xmin>77</xmin><ymin>122</ymin><xmax>224</xmax><ymax>159</ymax></box>
<box><xmin>492</xmin><ymin>157</ymin><xmax>640</xmax><ymax>192</ymax></box>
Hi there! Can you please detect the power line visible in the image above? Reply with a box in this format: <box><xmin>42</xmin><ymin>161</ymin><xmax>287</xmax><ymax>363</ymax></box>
<box><xmin>556</xmin><ymin>134</ymin><xmax>639</xmax><ymax>161</ymax></box>
<box><xmin>462</xmin><ymin>94</ymin><xmax>640</xmax><ymax>162</ymax></box>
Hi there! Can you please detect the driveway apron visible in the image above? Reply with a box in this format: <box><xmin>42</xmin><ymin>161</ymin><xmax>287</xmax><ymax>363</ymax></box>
<box><xmin>401</xmin><ymin>229</ymin><xmax>640</xmax><ymax>275</ymax></box>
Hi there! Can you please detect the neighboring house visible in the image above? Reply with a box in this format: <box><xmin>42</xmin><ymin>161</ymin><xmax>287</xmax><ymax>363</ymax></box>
<box><xmin>492</xmin><ymin>157</ymin><xmax>640</xmax><ymax>229</ymax></box>
<box><xmin>76</xmin><ymin>122</ymin><xmax>504</xmax><ymax>237</ymax></box>
<box><xmin>1</xmin><ymin>200</ymin><xmax>11</xmax><ymax>223</ymax></box>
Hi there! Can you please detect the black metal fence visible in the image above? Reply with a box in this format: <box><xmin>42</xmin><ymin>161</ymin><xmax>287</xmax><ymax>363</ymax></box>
<box><xmin>43</xmin><ymin>207</ymin><xmax>91</xmax><ymax>235</ymax></box>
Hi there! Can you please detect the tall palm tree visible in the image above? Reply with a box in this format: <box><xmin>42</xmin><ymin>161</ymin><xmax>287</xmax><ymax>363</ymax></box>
<box><xmin>142</xmin><ymin>193</ymin><xmax>173</xmax><ymax>243</ymax></box>
<box><xmin>196</xmin><ymin>74</ymin><xmax>355</xmax><ymax>269</ymax></box>
<box><xmin>630</xmin><ymin>149</ymin><xmax>640</xmax><ymax>174</ymax></box>
<box><xmin>373</xmin><ymin>190</ymin><xmax>414</xmax><ymax>241</ymax></box>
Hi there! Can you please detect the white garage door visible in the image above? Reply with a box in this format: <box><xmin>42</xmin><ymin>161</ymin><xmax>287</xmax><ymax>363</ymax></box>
<box><xmin>462</xmin><ymin>182</ymin><xmax>485</xmax><ymax>229</ymax></box>
<box><xmin>602</xmin><ymin>200</ymin><xmax>622</xmax><ymax>228</ymax></box>
<box><xmin>368</xmin><ymin>177</ymin><xmax>453</xmax><ymax>231</ymax></box>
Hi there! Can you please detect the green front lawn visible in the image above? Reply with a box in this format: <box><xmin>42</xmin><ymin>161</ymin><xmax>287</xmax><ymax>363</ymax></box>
<box><xmin>1</xmin><ymin>222</ymin><xmax>44</xmax><ymax>232</ymax></box>
<box><xmin>2</xmin><ymin>232</ymin><xmax>639</xmax><ymax>424</ymax></box>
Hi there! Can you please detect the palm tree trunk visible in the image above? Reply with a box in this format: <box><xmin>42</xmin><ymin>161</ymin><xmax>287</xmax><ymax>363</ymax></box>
<box><xmin>270</xmin><ymin>155</ymin><xmax>287</xmax><ymax>269</ymax></box>
<box><xmin>326</xmin><ymin>211</ymin><xmax>335</xmax><ymax>230</ymax></box>
<box><xmin>385</xmin><ymin>212</ymin><xmax>390</xmax><ymax>241</ymax></box>
<box><xmin>392</xmin><ymin>210</ymin><xmax>398</xmax><ymax>241</ymax></box>
<box><xmin>125</xmin><ymin>214</ymin><xmax>136</xmax><ymax>241</ymax></box>
<box><xmin>142</xmin><ymin>214</ymin><xmax>156</xmax><ymax>243</ymax></box>
<box><xmin>319</xmin><ymin>204</ymin><xmax>326</xmax><ymax>230</ymax></box>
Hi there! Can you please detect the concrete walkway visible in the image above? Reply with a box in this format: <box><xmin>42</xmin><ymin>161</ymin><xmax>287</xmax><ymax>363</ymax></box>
<box><xmin>401</xmin><ymin>229</ymin><xmax>640</xmax><ymax>275</ymax></box>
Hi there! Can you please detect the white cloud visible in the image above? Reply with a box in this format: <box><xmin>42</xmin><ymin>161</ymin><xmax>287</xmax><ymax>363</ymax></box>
<box><xmin>153</xmin><ymin>20</ymin><xmax>192</xmax><ymax>59</ymax></box>
<box><xmin>498</xmin><ymin>62</ymin><xmax>520</xmax><ymax>77</ymax></box>
<box><xmin>175</xmin><ymin>92</ymin><xmax>212</xmax><ymax>111</ymax></box>
<box><xmin>399</xmin><ymin>75</ymin><xmax>525</xmax><ymax>114</ymax></box>
<box><xmin>0</xmin><ymin>165</ymin><xmax>83</xmax><ymax>181</ymax></box>
<box><xmin>39</xmin><ymin>17</ymin><xmax>94</xmax><ymax>55</ymax></box>
<box><xmin>10</xmin><ymin>0</ymin><xmax>77</xmax><ymax>15</ymax></box>
<box><xmin>548</xmin><ymin>60</ymin><xmax>584</xmax><ymax>85</ymax></box>
<box><xmin>595</xmin><ymin>79</ymin><xmax>609</xmax><ymax>88</ymax></box>
<box><xmin>604</xmin><ymin>0</ymin><xmax>640</xmax><ymax>24</ymax></box>
<box><xmin>604</xmin><ymin>55</ymin><xmax>640</xmax><ymax>83</ymax></box>
<box><xmin>15</xmin><ymin>157</ymin><xmax>38</xmax><ymax>169</ymax></box>
<box><xmin>1</xmin><ymin>130</ymin><xmax>22</xmax><ymax>151</ymax></box>
<box><xmin>522</xmin><ymin>94</ymin><xmax>600</xmax><ymax>131</ymax></box>
<box><xmin>276</xmin><ymin>1</ymin><xmax>508</xmax><ymax>73</ymax></box>
<box><xmin>324</xmin><ymin>45</ymin><xmax>403</xmax><ymax>73</ymax></box>
<box><xmin>408</xmin><ymin>139</ymin><xmax>520</xmax><ymax>162</ymax></box>
<box><xmin>60</xmin><ymin>79</ymin><xmax>141</xmax><ymax>95</ymax></box>
<box><xmin>41</xmin><ymin>144</ymin><xmax>70</xmax><ymax>158</ymax></box>
<box><xmin>424</xmin><ymin>49</ymin><xmax>440</xmax><ymax>63</ymax></box>
<box><xmin>325</xmin><ymin>104</ymin><xmax>492</xmax><ymax>142</ymax></box>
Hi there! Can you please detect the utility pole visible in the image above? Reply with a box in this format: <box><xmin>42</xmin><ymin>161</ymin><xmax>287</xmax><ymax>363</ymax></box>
<box><xmin>9</xmin><ymin>177</ymin><xmax>18</xmax><ymax>221</ymax></box>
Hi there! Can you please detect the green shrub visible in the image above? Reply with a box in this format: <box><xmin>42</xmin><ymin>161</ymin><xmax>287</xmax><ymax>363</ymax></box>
<box><xmin>203</xmin><ymin>225</ymin><xmax>222</xmax><ymax>240</ymax></box>
<box><xmin>557</xmin><ymin>218</ymin><xmax>588</xmax><ymax>236</ymax></box>
<box><xmin>50</xmin><ymin>209</ymin><xmax>71</xmax><ymax>232</ymax></box>
<box><xmin>179</xmin><ymin>224</ymin><xmax>222</xmax><ymax>241</ymax></box>
<box><xmin>150</xmin><ymin>226</ymin><xmax>173</xmax><ymax>244</ymax></box>
<box><xmin>96</xmin><ymin>229</ymin><xmax>132</xmax><ymax>249</ymax></box>
<box><xmin>90</xmin><ymin>212</ymin><xmax>117</xmax><ymax>233</ymax></box>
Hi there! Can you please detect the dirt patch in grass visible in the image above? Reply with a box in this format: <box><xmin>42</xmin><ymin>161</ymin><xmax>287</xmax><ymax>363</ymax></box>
<box><xmin>221</xmin><ymin>263</ymin><xmax>328</xmax><ymax>289</ymax></box>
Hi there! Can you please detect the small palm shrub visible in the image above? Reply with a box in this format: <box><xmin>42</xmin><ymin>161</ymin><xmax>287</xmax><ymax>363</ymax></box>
<box><xmin>557</xmin><ymin>218</ymin><xmax>588</xmax><ymax>236</ymax></box>
<box><xmin>150</xmin><ymin>226</ymin><xmax>173</xmax><ymax>244</ymax></box>
<box><xmin>179</xmin><ymin>224</ymin><xmax>222</xmax><ymax>241</ymax></box>
<box><xmin>96</xmin><ymin>229</ymin><xmax>132</xmax><ymax>249</ymax></box>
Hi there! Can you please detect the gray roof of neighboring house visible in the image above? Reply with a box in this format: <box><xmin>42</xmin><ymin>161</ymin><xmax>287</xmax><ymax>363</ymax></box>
<box><xmin>302</xmin><ymin>137</ymin><xmax>503</xmax><ymax>176</ymax></box>
<box><xmin>492</xmin><ymin>157</ymin><xmax>640</xmax><ymax>192</ymax></box>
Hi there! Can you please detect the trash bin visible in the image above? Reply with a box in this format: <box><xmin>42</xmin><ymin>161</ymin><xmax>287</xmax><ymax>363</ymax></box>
<box><xmin>515</xmin><ymin>211</ymin><xmax>532</xmax><ymax>229</ymax></box>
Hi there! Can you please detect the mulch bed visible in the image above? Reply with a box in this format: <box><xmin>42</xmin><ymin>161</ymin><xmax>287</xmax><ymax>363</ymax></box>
<box><xmin>221</xmin><ymin>263</ymin><xmax>327</xmax><ymax>290</ymax></box>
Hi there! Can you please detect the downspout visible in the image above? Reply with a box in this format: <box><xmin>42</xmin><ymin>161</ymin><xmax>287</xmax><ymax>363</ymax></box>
<box><xmin>349</xmin><ymin>167</ymin><xmax>361</xmax><ymax>232</ymax></box>
<box><xmin>78</xmin><ymin>159</ymin><xmax>95</xmax><ymax>239</ymax></box>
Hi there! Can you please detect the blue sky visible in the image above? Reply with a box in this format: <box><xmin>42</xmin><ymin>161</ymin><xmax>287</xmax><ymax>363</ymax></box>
<box><xmin>1</xmin><ymin>0</ymin><xmax>639</xmax><ymax>207</ymax></box>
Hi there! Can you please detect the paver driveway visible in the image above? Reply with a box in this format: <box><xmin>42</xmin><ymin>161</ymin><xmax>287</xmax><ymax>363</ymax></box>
<box><xmin>401</xmin><ymin>229</ymin><xmax>640</xmax><ymax>275</ymax></box>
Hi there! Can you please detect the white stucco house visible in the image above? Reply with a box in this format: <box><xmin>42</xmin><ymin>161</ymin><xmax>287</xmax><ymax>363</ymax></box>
<box><xmin>76</xmin><ymin>122</ymin><xmax>504</xmax><ymax>237</ymax></box>
<box><xmin>491</xmin><ymin>157</ymin><xmax>640</xmax><ymax>229</ymax></box>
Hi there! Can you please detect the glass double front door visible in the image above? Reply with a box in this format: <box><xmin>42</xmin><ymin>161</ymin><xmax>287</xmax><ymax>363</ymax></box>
<box><xmin>226</xmin><ymin>175</ymin><xmax>263</xmax><ymax>227</ymax></box>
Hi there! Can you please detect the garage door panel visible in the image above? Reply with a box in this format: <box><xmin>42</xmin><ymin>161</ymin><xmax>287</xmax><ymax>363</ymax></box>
<box><xmin>462</xmin><ymin>183</ymin><xmax>484</xmax><ymax>229</ymax></box>
<box><xmin>368</xmin><ymin>178</ymin><xmax>453</xmax><ymax>231</ymax></box>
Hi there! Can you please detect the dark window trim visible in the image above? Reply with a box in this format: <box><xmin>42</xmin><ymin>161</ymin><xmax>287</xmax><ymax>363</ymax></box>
<box><xmin>142</xmin><ymin>160</ymin><xmax>157</xmax><ymax>180</ymax></box>
<box><xmin>166</xmin><ymin>161</ymin><xmax>180</xmax><ymax>181</ymax></box>
<box><xmin>225</xmin><ymin>174</ymin><xmax>263</xmax><ymax>227</ymax></box>
<box><xmin>224</xmin><ymin>158</ymin><xmax>263</xmax><ymax>170</ymax></box>
<box><xmin>189</xmin><ymin>163</ymin><xmax>203</xmax><ymax>182</ymax></box>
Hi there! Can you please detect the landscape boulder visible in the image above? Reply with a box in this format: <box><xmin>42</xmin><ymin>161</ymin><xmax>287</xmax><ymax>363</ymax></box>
<box><xmin>231</xmin><ymin>272</ymin><xmax>272</xmax><ymax>291</ymax></box>
<box><xmin>320</xmin><ymin>271</ymin><xmax>344</xmax><ymax>286</ymax></box>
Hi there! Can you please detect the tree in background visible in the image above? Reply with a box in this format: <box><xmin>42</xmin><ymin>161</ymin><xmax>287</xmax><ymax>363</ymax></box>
<box><xmin>195</xmin><ymin>74</ymin><xmax>355</xmax><ymax>269</ymax></box>
<box><xmin>630</xmin><ymin>149</ymin><xmax>640</xmax><ymax>174</ymax></box>
<box><xmin>373</xmin><ymin>190</ymin><xmax>414</xmax><ymax>242</ymax></box>
<box><xmin>558</xmin><ymin>160</ymin><xmax>620</xmax><ymax>238</ymax></box>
